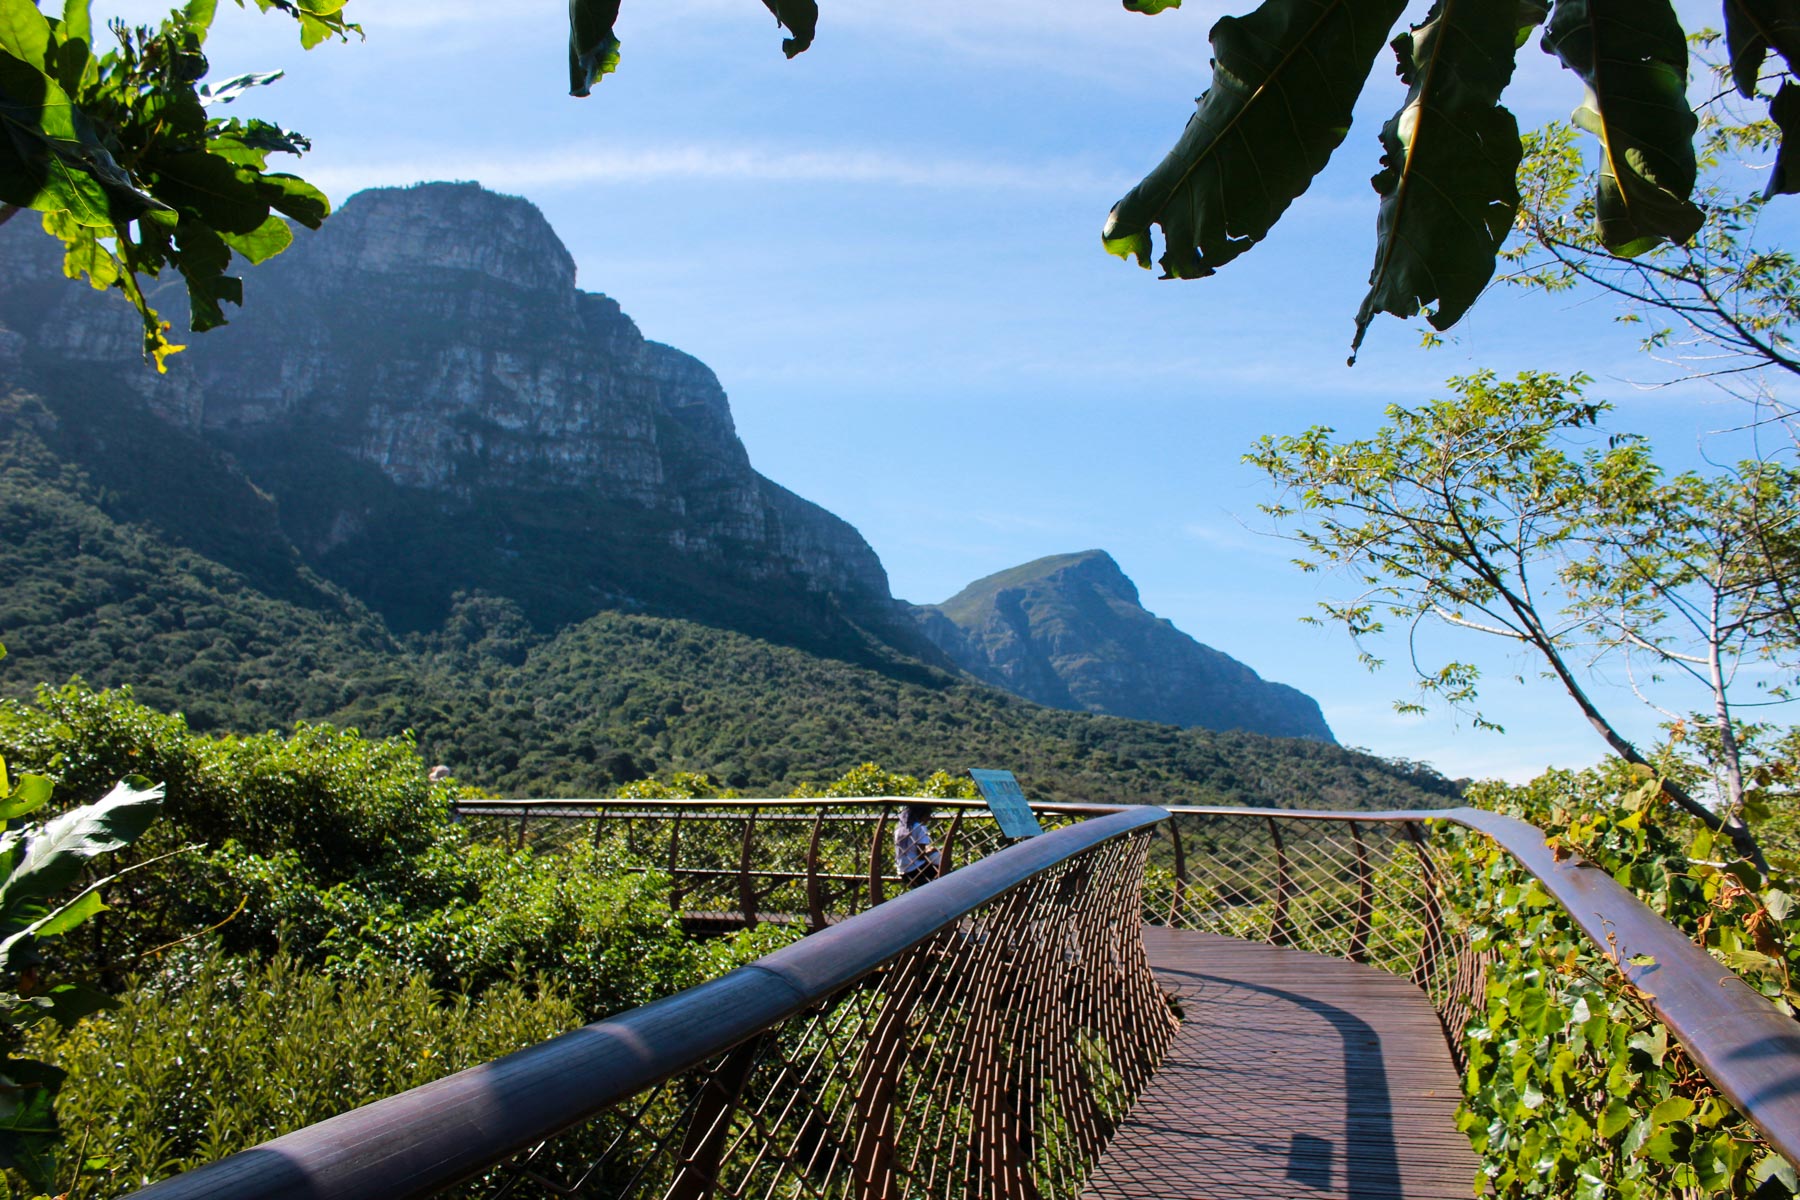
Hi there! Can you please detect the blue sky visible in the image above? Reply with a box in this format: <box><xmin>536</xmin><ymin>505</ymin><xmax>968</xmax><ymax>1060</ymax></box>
<box><xmin>105</xmin><ymin>0</ymin><xmax>1794</xmax><ymax>782</ymax></box>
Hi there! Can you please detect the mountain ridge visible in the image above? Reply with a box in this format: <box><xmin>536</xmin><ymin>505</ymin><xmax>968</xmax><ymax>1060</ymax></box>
<box><xmin>5</xmin><ymin>181</ymin><xmax>1331</xmax><ymax>746</ymax></box>
<box><xmin>911</xmin><ymin>550</ymin><xmax>1333</xmax><ymax>741</ymax></box>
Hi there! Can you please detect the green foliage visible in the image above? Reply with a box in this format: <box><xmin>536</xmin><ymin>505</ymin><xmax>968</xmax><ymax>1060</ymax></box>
<box><xmin>1539</xmin><ymin>0</ymin><xmax>1703</xmax><ymax>256</ymax></box>
<box><xmin>0</xmin><ymin>0</ymin><xmax>351</xmax><ymax>368</ymax></box>
<box><xmin>789</xmin><ymin>762</ymin><xmax>980</xmax><ymax>800</ymax></box>
<box><xmin>0</xmin><ymin>680</ymin><xmax>447</xmax><ymax>876</ymax></box>
<box><xmin>1249</xmin><ymin>370</ymin><xmax>1797</xmax><ymax>862</ymax></box>
<box><xmin>567</xmin><ymin>0</ymin><xmax>811</xmax><ymax>96</ymax></box>
<box><xmin>30</xmin><ymin>949</ymin><xmax>584</xmax><ymax>1197</ymax></box>
<box><xmin>0</xmin><ymin>400</ymin><xmax>1464</xmax><ymax>814</ymax></box>
<box><xmin>0</xmin><ymin>743</ymin><xmax>161</xmax><ymax>1191</ymax></box>
<box><xmin>1351</xmin><ymin>0</ymin><xmax>1535</xmax><ymax>358</ymax></box>
<box><xmin>0</xmin><ymin>680</ymin><xmax>796</xmax><ymax>1018</ymax></box>
<box><xmin>1445</xmin><ymin>764</ymin><xmax>1800</xmax><ymax>1197</ymax></box>
<box><xmin>1506</xmin><ymin>40</ymin><xmax>1800</xmax><ymax>392</ymax></box>
<box><xmin>1102</xmin><ymin>0</ymin><xmax>1408</xmax><ymax>281</ymax></box>
<box><xmin>1099</xmin><ymin>0</ymin><xmax>1779</xmax><ymax>350</ymax></box>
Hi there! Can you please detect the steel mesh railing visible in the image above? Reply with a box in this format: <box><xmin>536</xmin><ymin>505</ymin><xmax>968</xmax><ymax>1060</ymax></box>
<box><xmin>482</xmin><ymin>829</ymin><xmax>1166</xmax><ymax>1200</ymax></box>
<box><xmin>454</xmin><ymin>799</ymin><xmax>1081</xmax><ymax>931</ymax></box>
<box><xmin>130</xmin><ymin>808</ymin><xmax>1173</xmax><ymax>1200</ymax></box>
<box><xmin>1143</xmin><ymin>808</ymin><xmax>1490</xmax><ymax>1057</ymax></box>
<box><xmin>456</xmin><ymin>800</ymin><xmax>1508</xmax><ymax>1062</ymax></box>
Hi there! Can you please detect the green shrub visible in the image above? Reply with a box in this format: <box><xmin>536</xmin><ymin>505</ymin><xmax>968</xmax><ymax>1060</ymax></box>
<box><xmin>30</xmin><ymin>950</ymin><xmax>585</xmax><ymax>1197</ymax></box>
<box><xmin>0</xmin><ymin>683</ymin><xmax>801</xmax><ymax>1018</ymax></box>
<box><xmin>1445</xmin><ymin>765</ymin><xmax>1800</xmax><ymax>1198</ymax></box>
<box><xmin>0</xmin><ymin>681</ymin><xmax>451</xmax><ymax>877</ymax></box>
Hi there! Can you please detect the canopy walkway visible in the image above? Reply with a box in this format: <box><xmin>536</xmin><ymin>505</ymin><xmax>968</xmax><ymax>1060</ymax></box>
<box><xmin>128</xmin><ymin>799</ymin><xmax>1800</xmax><ymax>1200</ymax></box>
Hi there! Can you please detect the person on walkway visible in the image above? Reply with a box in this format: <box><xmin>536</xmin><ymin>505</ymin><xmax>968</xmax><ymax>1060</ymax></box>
<box><xmin>895</xmin><ymin>802</ymin><xmax>941</xmax><ymax>889</ymax></box>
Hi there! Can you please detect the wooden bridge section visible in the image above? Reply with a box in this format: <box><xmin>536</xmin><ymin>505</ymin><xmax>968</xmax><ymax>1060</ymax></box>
<box><xmin>1085</xmin><ymin>930</ymin><xmax>1478</xmax><ymax>1200</ymax></box>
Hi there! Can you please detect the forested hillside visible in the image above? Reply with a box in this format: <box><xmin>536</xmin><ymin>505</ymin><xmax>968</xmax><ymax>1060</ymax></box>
<box><xmin>0</xmin><ymin>388</ymin><xmax>1456</xmax><ymax>809</ymax></box>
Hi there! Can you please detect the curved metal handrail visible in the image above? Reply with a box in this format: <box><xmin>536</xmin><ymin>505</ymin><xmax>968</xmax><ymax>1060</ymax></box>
<box><xmin>129</xmin><ymin>806</ymin><xmax>1171</xmax><ymax>1200</ymax></box>
<box><xmin>457</xmin><ymin>796</ymin><xmax>1800</xmax><ymax>1168</ymax></box>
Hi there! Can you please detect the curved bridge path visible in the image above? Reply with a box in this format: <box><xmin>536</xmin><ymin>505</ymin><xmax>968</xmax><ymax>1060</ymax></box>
<box><xmin>1084</xmin><ymin>929</ymin><xmax>1481</xmax><ymax>1200</ymax></box>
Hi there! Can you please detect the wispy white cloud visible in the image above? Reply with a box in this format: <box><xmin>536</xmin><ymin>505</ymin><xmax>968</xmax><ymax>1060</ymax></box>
<box><xmin>1181</xmin><ymin>519</ymin><xmax>1289</xmax><ymax>557</ymax></box>
<box><xmin>303</xmin><ymin>143</ymin><xmax>1130</xmax><ymax>198</ymax></box>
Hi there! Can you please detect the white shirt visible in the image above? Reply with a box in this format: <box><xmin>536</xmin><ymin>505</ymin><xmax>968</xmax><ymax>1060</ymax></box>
<box><xmin>895</xmin><ymin>816</ymin><xmax>936</xmax><ymax>873</ymax></box>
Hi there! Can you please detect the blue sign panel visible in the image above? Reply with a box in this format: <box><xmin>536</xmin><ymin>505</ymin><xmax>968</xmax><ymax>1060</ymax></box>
<box><xmin>969</xmin><ymin>768</ymin><xmax>1043</xmax><ymax>839</ymax></box>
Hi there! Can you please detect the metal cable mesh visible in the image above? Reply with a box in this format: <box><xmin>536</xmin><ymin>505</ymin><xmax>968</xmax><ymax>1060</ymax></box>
<box><xmin>460</xmin><ymin>802</ymin><xmax>1484</xmax><ymax>1063</ymax></box>
<box><xmin>1141</xmin><ymin>812</ymin><xmax>1487</xmax><ymax>1067</ymax></box>
<box><xmin>459</xmin><ymin>828</ymin><xmax>1172</xmax><ymax>1200</ymax></box>
<box><xmin>461</xmin><ymin>803</ymin><xmax>1078</xmax><ymax>931</ymax></box>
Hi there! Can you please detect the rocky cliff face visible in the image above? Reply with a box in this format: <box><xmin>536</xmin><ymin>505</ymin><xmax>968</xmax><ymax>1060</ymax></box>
<box><xmin>0</xmin><ymin>183</ymin><xmax>894</xmax><ymax>640</ymax></box>
<box><xmin>912</xmin><ymin>551</ymin><xmax>1335</xmax><ymax>741</ymax></box>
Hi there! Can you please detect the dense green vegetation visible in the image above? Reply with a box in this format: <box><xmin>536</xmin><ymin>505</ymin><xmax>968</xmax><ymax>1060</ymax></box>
<box><xmin>1442</xmin><ymin>766</ymin><xmax>1800</xmax><ymax>1197</ymax></box>
<box><xmin>36</xmin><ymin>953</ymin><xmax>584</xmax><ymax>1197</ymax></box>
<box><xmin>0</xmin><ymin>682</ymin><xmax>817</xmax><ymax>1195</ymax></box>
<box><xmin>0</xmin><ymin>389</ymin><xmax>1460</xmax><ymax>813</ymax></box>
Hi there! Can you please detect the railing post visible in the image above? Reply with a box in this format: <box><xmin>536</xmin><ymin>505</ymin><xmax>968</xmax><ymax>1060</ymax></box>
<box><xmin>869</xmin><ymin>805</ymin><xmax>890</xmax><ymax>908</ymax></box>
<box><xmin>939</xmin><ymin>806</ymin><xmax>964</xmax><ymax>875</ymax></box>
<box><xmin>1403</xmin><ymin>820</ymin><xmax>1446</xmax><ymax>988</ymax></box>
<box><xmin>1348</xmin><ymin>822</ymin><xmax>1373</xmax><ymax>962</ymax></box>
<box><xmin>592</xmin><ymin>805</ymin><xmax>606</xmax><ymax>849</ymax></box>
<box><xmin>965</xmin><ymin>893</ymin><xmax>1047</xmax><ymax>1200</ymax></box>
<box><xmin>666</xmin><ymin>1033</ymin><xmax>766</xmax><ymax>1200</ymax></box>
<box><xmin>806</xmin><ymin>810</ymin><xmax>827</xmax><ymax>932</ymax></box>
<box><xmin>850</xmin><ymin>952</ymin><xmax>930</xmax><ymax>1200</ymax></box>
<box><xmin>738</xmin><ymin>812</ymin><xmax>758</xmax><ymax>928</ymax></box>
<box><xmin>1267</xmin><ymin>817</ymin><xmax>1292</xmax><ymax>946</ymax></box>
<box><xmin>668</xmin><ymin>814</ymin><xmax>685</xmax><ymax>916</ymax></box>
<box><xmin>1167</xmin><ymin>815</ymin><xmax>1188</xmax><ymax>927</ymax></box>
<box><xmin>515</xmin><ymin>810</ymin><xmax>529</xmax><ymax>850</ymax></box>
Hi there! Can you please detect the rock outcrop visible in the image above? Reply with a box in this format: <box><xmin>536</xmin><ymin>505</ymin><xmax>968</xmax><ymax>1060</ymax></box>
<box><xmin>0</xmin><ymin>183</ymin><xmax>894</xmax><ymax>641</ymax></box>
<box><xmin>912</xmin><ymin>550</ymin><xmax>1335</xmax><ymax>741</ymax></box>
<box><xmin>0</xmin><ymin>187</ymin><xmax>1336</xmax><ymax>739</ymax></box>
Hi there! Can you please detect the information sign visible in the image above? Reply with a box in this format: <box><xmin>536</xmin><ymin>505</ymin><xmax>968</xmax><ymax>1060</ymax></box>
<box><xmin>968</xmin><ymin>768</ymin><xmax>1043</xmax><ymax>839</ymax></box>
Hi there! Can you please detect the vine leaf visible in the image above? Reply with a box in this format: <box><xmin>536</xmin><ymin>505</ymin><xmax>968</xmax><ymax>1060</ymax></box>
<box><xmin>1103</xmin><ymin>0</ymin><xmax>1409</xmax><ymax>280</ymax></box>
<box><xmin>1541</xmin><ymin>0</ymin><xmax>1701</xmax><ymax>257</ymax></box>
<box><xmin>568</xmin><ymin>0</ymin><xmax>622</xmax><ymax>97</ymax></box>
<box><xmin>1123</xmin><ymin>0</ymin><xmax>1183</xmax><ymax>12</ymax></box>
<box><xmin>1723</xmin><ymin>0</ymin><xmax>1800</xmax><ymax>98</ymax></box>
<box><xmin>1351</xmin><ymin>0</ymin><xmax>1542</xmax><ymax>359</ymax></box>
<box><xmin>759</xmin><ymin>0</ymin><xmax>817</xmax><ymax>58</ymax></box>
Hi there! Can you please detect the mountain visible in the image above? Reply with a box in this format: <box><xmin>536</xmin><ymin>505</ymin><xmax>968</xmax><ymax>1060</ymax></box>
<box><xmin>912</xmin><ymin>550</ymin><xmax>1334</xmax><ymax>741</ymax></box>
<box><xmin>0</xmin><ymin>182</ymin><xmax>909</xmax><ymax>660</ymax></box>
<box><xmin>0</xmin><ymin>387</ymin><xmax>1456</xmax><ymax>807</ymax></box>
<box><xmin>0</xmin><ymin>182</ymin><xmax>1445</xmax><ymax>808</ymax></box>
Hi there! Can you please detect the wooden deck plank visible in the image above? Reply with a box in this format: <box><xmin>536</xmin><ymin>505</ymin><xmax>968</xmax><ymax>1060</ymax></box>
<box><xmin>1083</xmin><ymin>928</ymin><xmax>1482</xmax><ymax>1200</ymax></box>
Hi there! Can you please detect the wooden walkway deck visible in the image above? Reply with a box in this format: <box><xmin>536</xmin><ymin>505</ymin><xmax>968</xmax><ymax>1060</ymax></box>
<box><xmin>1084</xmin><ymin>928</ymin><xmax>1482</xmax><ymax>1200</ymax></box>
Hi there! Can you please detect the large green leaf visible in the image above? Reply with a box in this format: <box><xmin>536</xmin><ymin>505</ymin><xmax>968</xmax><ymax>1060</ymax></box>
<box><xmin>759</xmin><ymin>0</ymin><xmax>816</xmax><ymax>57</ymax></box>
<box><xmin>0</xmin><ymin>776</ymin><xmax>51</xmax><ymax>823</ymax></box>
<box><xmin>569</xmin><ymin>0</ymin><xmax>622</xmax><ymax>97</ymax></box>
<box><xmin>0</xmin><ymin>779</ymin><xmax>162</xmax><ymax>914</ymax></box>
<box><xmin>1768</xmin><ymin>80</ymin><xmax>1800</xmax><ymax>196</ymax></box>
<box><xmin>1351</xmin><ymin>0</ymin><xmax>1540</xmax><ymax>357</ymax></box>
<box><xmin>1723</xmin><ymin>0</ymin><xmax>1800</xmax><ymax>98</ymax></box>
<box><xmin>0</xmin><ymin>0</ymin><xmax>50</xmax><ymax>66</ymax></box>
<box><xmin>0</xmin><ymin>48</ymin><xmax>156</xmax><ymax>225</ymax></box>
<box><xmin>255</xmin><ymin>170</ymin><xmax>329</xmax><ymax>227</ymax></box>
<box><xmin>1103</xmin><ymin>0</ymin><xmax>1409</xmax><ymax>280</ymax></box>
<box><xmin>1541</xmin><ymin>0</ymin><xmax>1701</xmax><ymax>256</ymax></box>
<box><xmin>142</xmin><ymin>146</ymin><xmax>272</xmax><ymax>233</ymax></box>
